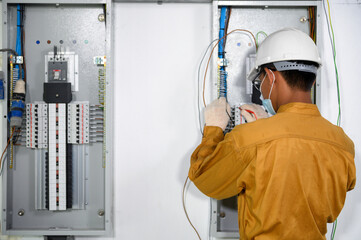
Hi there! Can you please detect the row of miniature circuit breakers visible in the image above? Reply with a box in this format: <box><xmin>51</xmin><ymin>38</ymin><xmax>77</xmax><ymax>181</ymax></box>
<box><xmin>48</xmin><ymin>104</ymin><xmax>67</xmax><ymax>210</ymax></box>
<box><xmin>26</xmin><ymin>102</ymin><xmax>90</xmax><ymax>149</ymax></box>
<box><xmin>225</xmin><ymin>104</ymin><xmax>246</xmax><ymax>133</ymax></box>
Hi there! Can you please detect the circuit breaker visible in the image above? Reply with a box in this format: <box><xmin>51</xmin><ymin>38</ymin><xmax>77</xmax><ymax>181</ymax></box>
<box><xmin>1</xmin><ymin>0</ymin><xmax>113</xmax><ymax>237</ymax></box>
<box><xmin>209</xmin><ymin>1</ymin><xmax>322</xmax><ymax>239</ymax></box>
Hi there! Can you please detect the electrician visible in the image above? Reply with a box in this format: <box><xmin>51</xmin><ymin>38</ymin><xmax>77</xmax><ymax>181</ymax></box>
<box><xmin>188</xmin><ymin>28</ymin><xmax>355</xmax><ymax>239</ymax></box>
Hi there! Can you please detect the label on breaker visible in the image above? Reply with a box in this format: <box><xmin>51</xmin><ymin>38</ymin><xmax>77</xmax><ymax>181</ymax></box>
<box><xmin>26</xmin><ymin>103</ymin><xmax>48</xmax><ymax>149</ymax></box>
<box><xmin>67</xmin><ymin>102</ymin><xmax>89</xmax><ymax>144</ymax></box>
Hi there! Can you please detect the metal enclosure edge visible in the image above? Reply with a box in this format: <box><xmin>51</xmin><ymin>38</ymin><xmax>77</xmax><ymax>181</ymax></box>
<box><xmin>105</xmin><ymin>0</ymin><xmax>114</xmax><ymax>237</ymax></box>
<box><xmin>1</xmin><ymin>0</ymin><xmax>113</xmax><ymax>236</ymax></box>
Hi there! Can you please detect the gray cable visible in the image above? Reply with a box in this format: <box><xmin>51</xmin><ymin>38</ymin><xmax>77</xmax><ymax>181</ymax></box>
<box><xmin>197</xmin><ymin>39</ymin><xmax>219</xmax><ymax>135</ymax></box>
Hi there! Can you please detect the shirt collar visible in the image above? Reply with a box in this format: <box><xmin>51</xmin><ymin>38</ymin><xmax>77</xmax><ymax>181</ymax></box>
<box><xmin>277</xmin><ymin>102</ymin><xmax>321</xmax><ymax>116</ymax></box>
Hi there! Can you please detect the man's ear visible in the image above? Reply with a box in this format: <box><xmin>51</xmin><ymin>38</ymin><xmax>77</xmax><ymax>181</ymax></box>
<box><xmin>264</xmin><ymin>67</ymin><xmax>275</xmax><ymax>84</ymax></box>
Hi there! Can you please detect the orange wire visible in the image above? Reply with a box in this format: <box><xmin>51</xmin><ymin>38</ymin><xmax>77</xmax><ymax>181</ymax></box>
<box><xmin>202</xmin><ymin>29</ymin><xmax>257</xmax><ymax>107</ymax></box>
<box><xmin>308</xmin><ymin>7</ymin><xmax>312</xmax><ymax>37</ymax></box>
<box><xmin>0</xmin><ymin>127</ymin><xmax>16</xmax><ymax>169</ymax></box>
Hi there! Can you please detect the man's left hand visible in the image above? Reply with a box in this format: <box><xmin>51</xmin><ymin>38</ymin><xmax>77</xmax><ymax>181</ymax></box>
<box><xmin>205</xmin><ymin>97</ymin><xmax>231</xmax><ymax>131</ymax></box>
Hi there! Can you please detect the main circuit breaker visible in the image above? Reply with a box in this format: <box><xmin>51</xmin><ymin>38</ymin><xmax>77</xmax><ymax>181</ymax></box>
<box><xmin>1</xmin><ymin>0</ymin><xmax>113</xmax><ymax>237</ymax></box>
<box><xmin>209</xmin><ymin>1</ymin><xmax>322</xmax><ymax>239</ymax></box>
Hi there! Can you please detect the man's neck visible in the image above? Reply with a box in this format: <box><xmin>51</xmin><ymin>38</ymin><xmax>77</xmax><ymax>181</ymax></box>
<box><xmin>277</xmin><ymin>90</ymin><xmax>313</xmax><ymax>109</ymax></box>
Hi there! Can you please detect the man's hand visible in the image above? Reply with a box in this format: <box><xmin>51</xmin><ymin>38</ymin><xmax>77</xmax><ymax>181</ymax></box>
<box><xmin>205</xmin><ymin>97</ymin><xmax>231</xmax><ymax>131</ymax></box>
<box><xmin>240</xmin><ymin>104</ymin><xmax>269</xmax><ymax>123</ymax></box>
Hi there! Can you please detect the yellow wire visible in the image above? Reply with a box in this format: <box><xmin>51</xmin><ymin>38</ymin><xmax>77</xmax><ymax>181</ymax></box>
<box><xmin>9</xmin><ymin>59</ymin><xmax>14</xmax><ymax>169</ymax></box>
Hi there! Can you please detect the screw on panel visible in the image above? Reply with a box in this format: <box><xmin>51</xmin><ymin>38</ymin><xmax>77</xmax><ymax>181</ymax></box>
<box><xmin>18</xmin><ymin>209</ymin><xmax>25</xmax><ymax>216</ymax></box>
<box><xmin>98</xmin><ymin>14</ymin><xmax>105</xmax><ymax>22</ymax></box>
<box><xmin>300</xmin><ymin>16</ymin><xmax>307</xmax><ymax>23</ymax></box>
<box><xmin>98</xmin><ymin>209</ymin><xmax>105</xmax><ymax>217</ymax></box>
<box><xmin>219</xmin><ymin>212</ymin><xmax>226</xmax><ymax>218</ymax></box>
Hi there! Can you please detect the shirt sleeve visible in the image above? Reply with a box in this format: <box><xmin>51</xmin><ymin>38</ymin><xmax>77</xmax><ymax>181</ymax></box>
<box><xmin>347</xmin><ymin>155</ymin><xmax>356</xmax><ymax>192</ymax></box>
<box><xmin>188</xmin><ymin>126</ymin><xmax>252</xmax><ymax>200</ymax></box>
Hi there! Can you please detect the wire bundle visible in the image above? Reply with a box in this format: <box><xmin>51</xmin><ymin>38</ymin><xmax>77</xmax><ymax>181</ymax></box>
<box><xmin>308</xmin><ymin>6</ymin><xmax>316</xmax><ymax>42</ymax></box>
<box><xmin>219</xmin><ymin>69</ymin><xmax>228</xmax><ymax>97</ymax></box>
<box><xmin>217</xmin><ymin>7</ymin><xmax>231</xmax><ymax>98</ymax></box>
<box><xmin>323</xmin><ymin>0</ymin><xmax>341</xmax><ymax>238</ymax></box>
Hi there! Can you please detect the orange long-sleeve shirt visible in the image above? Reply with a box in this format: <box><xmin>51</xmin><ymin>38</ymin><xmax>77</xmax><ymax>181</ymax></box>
<box><xmin>189</xmin><ymin>102</ymin><xmax>356</xmax><ymax>240</ymax></box>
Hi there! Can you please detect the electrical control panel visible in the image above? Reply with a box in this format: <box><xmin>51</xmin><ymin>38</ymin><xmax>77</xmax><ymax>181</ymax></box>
<box><xmin>1</xmin><ymin>0</ymin><xmax>113</xmax><ymax>237</ymax></box>
<box><xmin>210</xmin><ymin>1</ymin><xmax>322</xmax><ymax>239</ymax></box>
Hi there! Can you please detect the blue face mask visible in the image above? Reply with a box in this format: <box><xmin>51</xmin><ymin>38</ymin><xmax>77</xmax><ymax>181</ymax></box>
<box><xmin>259</xmin><ymin>71</ymin><xmax>277</xmax><ymax>115</ymax></box>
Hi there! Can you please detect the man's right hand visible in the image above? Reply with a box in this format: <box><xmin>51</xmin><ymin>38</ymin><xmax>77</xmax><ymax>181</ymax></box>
<box><xmin>240</xmin><ymin>104</ymin><xmax>269</xmax><ymax>123</ymax></box>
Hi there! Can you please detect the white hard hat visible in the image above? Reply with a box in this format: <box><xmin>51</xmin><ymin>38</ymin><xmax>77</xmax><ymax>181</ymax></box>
<box><xmin>247</xmin><ymin>28</ymin><xmax>322</xmax><ymax>81</ymax></box>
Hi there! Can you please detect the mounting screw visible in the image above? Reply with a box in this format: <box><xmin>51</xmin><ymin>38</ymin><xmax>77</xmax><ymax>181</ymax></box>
<box><xmin>300</xmin><ymin>16</ymin><xmax>307</xmax><ymax>23</ymax></box>
<box><xmin>18</xmin><ymin>209</ymin><xmax>25</xmax><ymax>216</ymax></box>
<box><xmin>98</xmin><ymin>14</ymin><xmax>105</xmax><ymax>22</ymax></box>
<box><xmin>219</xmin><ymin>212</ymin><xmax>226</xmax><ymax>218</ymax></box>
<box><xmin>98</xmin><ymin>209</ymin><xmax>105</xmax><ymax>216</ymax></box>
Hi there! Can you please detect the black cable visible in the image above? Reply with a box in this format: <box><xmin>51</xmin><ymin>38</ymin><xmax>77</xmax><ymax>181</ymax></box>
<box><xmin>197</xmin><ymin>39</ymin><xmax>219</xmax><ymax>135</ymax></box>
<box><xmin>223</xmin><ymin>7</ymin><xmax>232</xmax><ymax>50</ymax></box>
<box><xmin>21</xmin><ymin>4</ymin><xmax>26</xmax><ymax>82</ymax></box>
<box><xmin>226</xmin><ymin>107</ymin><xmax>234</xmax><ymax>126</ymax></box>
<box><xmin>0</xmin><ymin>49</ymin><xmax>18</xmax><ymax>56</ymax></box>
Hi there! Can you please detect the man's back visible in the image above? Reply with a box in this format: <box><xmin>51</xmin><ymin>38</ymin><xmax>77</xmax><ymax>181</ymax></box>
<box><xmin>189</xmin><ymin>102</ymin><xmax>355</xmax><ymax>239</ymax></box>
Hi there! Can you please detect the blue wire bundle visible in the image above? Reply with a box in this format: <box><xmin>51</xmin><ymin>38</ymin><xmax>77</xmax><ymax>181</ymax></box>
<box><xmin>218</xmin><ymin>7</ymin><xmax>228</xmax><ymax>98</ymax></box>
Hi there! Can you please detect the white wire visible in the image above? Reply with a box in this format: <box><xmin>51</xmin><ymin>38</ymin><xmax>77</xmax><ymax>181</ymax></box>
<box><xmin>0</xmin><ymin>155</ymin><xmax>7</xmax><ymax>176</ymax></box>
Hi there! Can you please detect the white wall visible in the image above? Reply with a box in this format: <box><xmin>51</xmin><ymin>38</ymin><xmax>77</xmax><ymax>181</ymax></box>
<box><xmin>109</xmin><ymin>3</ymin><xmax>212</xmax><ymax>240</ymax></box>
<box><xmin>320</xmin><ymin>1</ymin><xmax>361</xmax><ymax>239</ymax></box>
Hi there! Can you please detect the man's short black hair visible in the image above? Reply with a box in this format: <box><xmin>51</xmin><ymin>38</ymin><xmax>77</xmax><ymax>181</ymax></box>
<box><xmin>261</xmin><ymin>61</ymin><xmax>319</xmax><ymax>91</ymax></box>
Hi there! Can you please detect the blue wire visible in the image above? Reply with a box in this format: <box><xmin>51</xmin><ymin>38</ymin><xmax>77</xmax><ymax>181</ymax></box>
<box><xmin>15</xmin><ymin>4</ymin><xmax>22</xmax><ymax>79</ymax></box>
<box><xmin>16</xmin><ymin>4</ymin><xmax>22</xmax><ymax>56</ymax></box>
<box><xmin>218</xmin><ymin>7</ymin><xmax>227</xmax><ymax>58</ymax></box>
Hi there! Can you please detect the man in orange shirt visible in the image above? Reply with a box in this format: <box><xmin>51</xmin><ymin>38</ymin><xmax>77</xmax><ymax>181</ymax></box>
<box><xmin>189</xmin><ymin>28</ymin><xmax>355</xmax><ymax>239</ymax></box>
